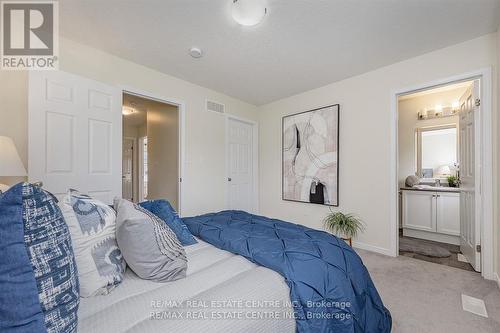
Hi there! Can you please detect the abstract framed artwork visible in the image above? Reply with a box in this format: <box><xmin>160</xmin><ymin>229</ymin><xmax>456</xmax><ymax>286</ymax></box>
<box><xmin>282</xmin><ymin>104</ymin><xmax>339</xmax><ymax>206</ymax></box>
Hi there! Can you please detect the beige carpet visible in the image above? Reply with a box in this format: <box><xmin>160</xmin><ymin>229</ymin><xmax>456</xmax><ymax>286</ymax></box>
<box><xmin>357</xmin><ymin>249</ymin><xmax>500</xmax><ymax>333</ymax></box>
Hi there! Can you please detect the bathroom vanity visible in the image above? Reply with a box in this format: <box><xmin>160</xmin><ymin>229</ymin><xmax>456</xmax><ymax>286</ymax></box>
<box><xmin>401</xmin><ymin>187</ymin><xmax>460</xmax><ymax>245</ymax></box>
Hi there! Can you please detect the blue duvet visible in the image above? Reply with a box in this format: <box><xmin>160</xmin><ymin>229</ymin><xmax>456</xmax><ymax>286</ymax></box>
<box><xmin>183</xmin><ymin>210</ymin><xmax>392</xmax><ymax>333</ymax></box>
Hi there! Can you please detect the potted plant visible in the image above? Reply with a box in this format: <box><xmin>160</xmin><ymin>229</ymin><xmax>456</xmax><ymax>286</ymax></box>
<box><xmin>447</xmin><ymin>175</ymin><xmax>459</xmax><ymax>188</ymax></box>
<box><xmin>323</xmin><ymin>211</ymin><xmax>364</xmax><ymax>246</ymax></box>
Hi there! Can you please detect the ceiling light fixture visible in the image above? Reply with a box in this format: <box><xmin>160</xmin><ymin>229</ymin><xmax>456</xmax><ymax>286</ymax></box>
<box><xmin>122</xmin><ymin>107</ymin><xmax>136</xmax><ymax>116</ymax></box>
<box><xmin>231</xmin><ymin>0</ymin><xmax>267</xmax><ymax>27</ymax></box>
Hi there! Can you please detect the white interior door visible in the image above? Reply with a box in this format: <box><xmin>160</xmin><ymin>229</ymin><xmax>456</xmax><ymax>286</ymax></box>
<box><xmin>227</xmin><ymin>117</ymin><xmax>254</xmax><ymax>212</ymax></box>
<box><xmin>29</xmin><ymin>71</ymin><xmax>122</xmax><ymax>204</ymax></box>
<box><xmin>459</xmin><ymin>80</ymin><xmax>481</xmax><ymax>271</ymax></box>
<box><xmin>122</xmin><ymin>137</ymin><xmax>134</xmax><ymax>201</ymax></box>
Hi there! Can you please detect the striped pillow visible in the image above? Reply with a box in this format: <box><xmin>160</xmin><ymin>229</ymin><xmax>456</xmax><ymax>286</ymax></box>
<box><xmin>114</xmin><ymin>198</ymin><xmax>187</xmax><ymax>282</ymax></box>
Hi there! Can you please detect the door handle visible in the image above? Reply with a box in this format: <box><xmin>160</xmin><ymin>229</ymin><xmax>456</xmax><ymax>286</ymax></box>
<box><xmin>228</xmin><ymin>178</ymin><xmax>232</xmax><ymax>182</ymax></box>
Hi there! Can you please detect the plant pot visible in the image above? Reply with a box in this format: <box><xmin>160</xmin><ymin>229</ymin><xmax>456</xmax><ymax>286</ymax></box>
<box><xmin>341</xmin><ymin>237</ymin><xmax>352</xmax><ymax>246</ymax></box>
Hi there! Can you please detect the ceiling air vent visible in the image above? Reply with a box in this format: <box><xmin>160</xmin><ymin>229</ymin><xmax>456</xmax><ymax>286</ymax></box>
<box><xmin>206</xmin><ymin>100</ymin><xmax>225</xmax><ymax>114</ymax></box>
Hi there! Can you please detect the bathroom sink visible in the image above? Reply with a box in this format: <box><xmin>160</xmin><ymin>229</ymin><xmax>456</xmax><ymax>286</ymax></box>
<box><xmin>411</xmin><ymin>185</ymin><xmax>459</xmax><ymax>191</ymax></box>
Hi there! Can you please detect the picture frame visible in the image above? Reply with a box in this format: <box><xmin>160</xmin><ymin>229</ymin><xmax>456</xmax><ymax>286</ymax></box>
<box><xmin>282</xmin><ymin>104</ymin><xmax>340</xmax><ymax>206</ymax></box>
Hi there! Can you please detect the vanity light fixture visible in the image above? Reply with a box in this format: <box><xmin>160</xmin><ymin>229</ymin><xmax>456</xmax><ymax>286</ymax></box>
<box><xmin>418</xmin><ymin>104</ymin><xmax>459</xmax><ymax>120</ymax></box>
<box><xmin>434</xmin><ymin>104</ymin><xmax>443</xmax><ymax>116</ymax></box>
<box><xmin>231</xmin><ymin>0</ymin><xmax>267</xmax><ymax>26</ymax></box>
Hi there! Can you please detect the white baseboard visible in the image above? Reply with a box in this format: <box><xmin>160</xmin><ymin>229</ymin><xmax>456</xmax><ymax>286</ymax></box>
<box><xmin>352</xmin><ymin>241</ymin><xmax>394</xmax><ymax>257</ymax></box>
<box><xmin>403</xmin><ymin>228</ymin><xmax>460</xmax><ymax>246</ymax></box>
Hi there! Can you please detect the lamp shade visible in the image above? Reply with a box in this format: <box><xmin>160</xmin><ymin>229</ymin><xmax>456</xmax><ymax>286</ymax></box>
<box><xmin>436</xmin><ymin>165</ymin><xmax>451</xmax><ymax>176</ymax></box>
<box><xmin>0</xmin><ymin>136</ymin><xmax>27</xmax><ymax>176</ymax></box>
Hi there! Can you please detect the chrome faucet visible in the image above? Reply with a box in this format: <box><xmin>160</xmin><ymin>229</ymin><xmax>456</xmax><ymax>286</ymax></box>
<box><xmin>434</xmin><ymin>179</ymin><xmax>441</xmax><ymax>187</ymax></box>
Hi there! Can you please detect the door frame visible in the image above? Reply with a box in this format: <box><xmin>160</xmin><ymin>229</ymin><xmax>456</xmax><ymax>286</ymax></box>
<box><xmin>137</xmin><ymin>135</ymin><xmax>147</xmax><ymax>202</ymax></box>
<box><xmin>122</xmin><ymin>136</ymin><xmax>137</xmax><ymax>201</ymax></box>
<box><xmin>390</xmin><ymin>68</ymin><xmax>494</xmax><ymax>280</ymax></box>
<box><xmin>225</xmin><ymin>114</ymin><xmax>259</xmax><ymax>213</ymax></box>
<box><xmin>121</xmin><ymin>86</ymin><xmax>186</xmax><ymax>216</ymax></box>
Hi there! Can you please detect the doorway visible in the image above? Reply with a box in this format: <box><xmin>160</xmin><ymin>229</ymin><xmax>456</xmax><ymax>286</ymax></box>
<box><xmin>398</xmin><ymin>81</ymin><xmax>474</xmax><ymax>271</ymax></box>
<box><xmin>391</xmin><ymin>69</ymin><xmax>494</xmax><ymax>279</ymax></box>
<box><xmin>122</xmin><ymin>92</ymin><xmax>181</xmax><ymax>211</ymax></box>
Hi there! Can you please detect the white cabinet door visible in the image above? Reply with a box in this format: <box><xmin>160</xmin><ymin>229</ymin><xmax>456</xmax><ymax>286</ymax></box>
<box><xmin>29</xmin><ymin>71</ymin><xmax>122</xmax><ymax>204</ymax></box>
<box><xmin>402</xmin><ymin>191</ymin><xmax>436</xmax><ymax>232</ymax></box>
<box><xmin>436</xmin><ymin>192</ymin><xmax>460</xmax><ymax>236</ymax></box>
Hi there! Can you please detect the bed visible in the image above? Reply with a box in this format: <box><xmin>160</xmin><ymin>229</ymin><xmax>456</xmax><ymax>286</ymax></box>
<box><xmin>2</xmin><ymin>183</ymin><xmax>390</xmax><ymax>333</ymax></box>
<box><xmin>78</xmin><ymin>238</ymin><xmax>296</xmax><ymax>333</ymax></box>
<box><xmin>78</xmin><ymin>210</ymin><xmax>391</xmax><ymax>333</ymax></box>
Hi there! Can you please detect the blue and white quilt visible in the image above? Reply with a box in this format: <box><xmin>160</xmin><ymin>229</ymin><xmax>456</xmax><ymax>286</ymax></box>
<box><xmin>183</xmin><ymin>210</ymin><xmax>392</xmax><ymax>333</ymax></box>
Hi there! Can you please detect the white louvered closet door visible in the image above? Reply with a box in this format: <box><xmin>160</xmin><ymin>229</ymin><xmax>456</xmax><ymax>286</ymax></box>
<box><xmin>29</xmin><ymin>70</ymin><xmax>122</xmax><ymax>204</ymax></box>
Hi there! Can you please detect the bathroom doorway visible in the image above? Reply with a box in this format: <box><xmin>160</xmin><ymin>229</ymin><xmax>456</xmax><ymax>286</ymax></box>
<box><xmin>391</xmin><ymin>70</ymin><xmax>494</xmax><ymax>279</ymax></box>
<box><xmin>397</xmin><ymin>80</ymin><xmax>475</xmax><ymax>271</ymax></box>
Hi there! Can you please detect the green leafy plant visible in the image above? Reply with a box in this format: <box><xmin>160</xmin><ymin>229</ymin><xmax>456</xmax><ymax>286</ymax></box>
<box><xmin>447</xmin><ymin>175</ymin><xmax>459</xmax><ymax>187</ymax></box>
<box><xmin>323</xmin><ymin>211</ymin><xmax>365</xmax><ymax>240</ymax></box>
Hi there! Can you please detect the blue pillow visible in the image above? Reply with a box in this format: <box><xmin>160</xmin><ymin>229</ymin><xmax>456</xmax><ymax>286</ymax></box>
<box><xmin>0</xmin><ymin>183</ymin><xmax>79</xmax><ymax>333</ymax></box>
<box><xmin>139</xmin><ymin>200</ymin><xmax>197</xmax><ymax>246</ymax></box>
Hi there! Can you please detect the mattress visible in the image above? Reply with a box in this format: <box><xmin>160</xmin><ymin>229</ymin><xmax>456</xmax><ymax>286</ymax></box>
<box><xmin>78</xmin><ymin>239</ymin><xmax>295</xmax><ymax>333</ymax></box>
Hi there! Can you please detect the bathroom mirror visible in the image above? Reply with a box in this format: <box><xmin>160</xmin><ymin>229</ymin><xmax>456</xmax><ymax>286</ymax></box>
<box><xmin>415</xmin><ymin>125</ymin><xmax>457</xmax><ymax>179</ymax></box>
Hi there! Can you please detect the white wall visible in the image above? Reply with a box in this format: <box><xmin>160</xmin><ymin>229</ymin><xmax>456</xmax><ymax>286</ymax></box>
<box><xmin>0</xmin><ymin>37</ymin><xmax>259</xmax><ymax>217</ymax></box>
<box><xmin>147</xmin><ymin>103</ymin><xmax>179</xmax><ymax>209</ymax></box>
<box><xmin>398</xmin><ymin>87</ymin><xmax>466</xmax><ymax>187</ymax></box>
<box><xmin>258</xmin><ymin>34</ymin><xmax>498</xmax><ymax>257</ymax></box>
<box><xmin>0</xmin><ymin>71</ymin><xmax>28</xmax><ymax>187</ymax></box>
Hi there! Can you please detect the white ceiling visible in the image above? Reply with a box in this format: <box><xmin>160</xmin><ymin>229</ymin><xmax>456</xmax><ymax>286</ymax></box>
<box><xmin>60</xmin><ymin>0</ymin><xmax>500</xmax><ymax>106</ymax></box>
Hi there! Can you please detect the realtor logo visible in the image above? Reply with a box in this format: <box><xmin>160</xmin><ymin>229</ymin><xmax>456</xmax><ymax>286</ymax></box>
<box><xmin>1</xmin><ymin>1</ymin><xmax>58</xmax><ymax>70</ymax></box>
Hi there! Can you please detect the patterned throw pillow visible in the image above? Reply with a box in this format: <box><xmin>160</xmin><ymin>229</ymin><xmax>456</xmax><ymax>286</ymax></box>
<box><xmin>0</xmin><ymin>183</ymin><xmax>80</xmax><ymax>333</ymax></box>
<box><xmin>115</xmin><ymin>198</ymin><xmax>187</xmax><ymax>282</ymax></box>
<box><xmin>59</xmin><ymin>190</ymin><xmax>126</xmax><ymax>297</ymax></box>
<box><xmin>139</xmin><ymin>199</ymin><xmax>197</xmax><ymax>246</ymax></box>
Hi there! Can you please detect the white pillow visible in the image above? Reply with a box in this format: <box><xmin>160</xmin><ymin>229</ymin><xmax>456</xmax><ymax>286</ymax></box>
<box><xmin>59</xmin><ymin>190</ymin><xmax>126</xmax><ymax>297</ymax></box>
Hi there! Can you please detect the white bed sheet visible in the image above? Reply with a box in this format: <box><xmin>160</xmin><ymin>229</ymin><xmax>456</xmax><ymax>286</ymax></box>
<box><xmin>78</xmin><ymin>239</ymin><xmax>295</xmax><ymax>333</ymax></box>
